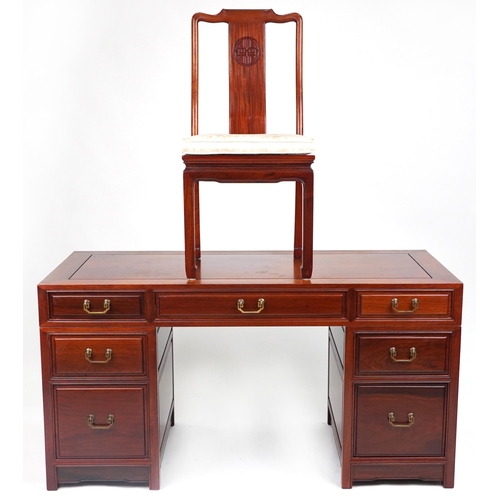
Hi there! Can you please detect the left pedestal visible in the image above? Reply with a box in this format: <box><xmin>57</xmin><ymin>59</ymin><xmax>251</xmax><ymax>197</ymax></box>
<box><xmin>39</xmin><ymin>295</ymin><xmax>173</xmax><ymax>490</ymax></box>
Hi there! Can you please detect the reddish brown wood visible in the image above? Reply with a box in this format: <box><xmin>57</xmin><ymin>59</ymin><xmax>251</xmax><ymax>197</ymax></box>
<box><xmin>158</xmin><ymin>328</ymin><xmax>175</xmax><ymax>461</ymax></box>
<box><xmin>39</xmin><ymin>250</ymin><xmax>461</xmax><ymax>285</ymax></box>
<box><xmin>183</xmin><ymin>155</ymin><xmax>314</xmax><ymax>279</ymax></box>
<box><xmin>156</xmin><ymin>290</ymin><xmax>346</xmax><ymax>321</ymax></box>
<box><xmin>358</xmin><ymin>292</ymin><xmax>452</xmax><ymax>318</ymax></box>
<box><xmin>49</xmin><ymin>292</ymin><xmax>144</xmax><ymax>320</ymax></box>
<box><xmin>331</xmin><ymin>321</ymin><xmax>461</xmax><ymax>487</ymax></box>
<box><xmin>190</xmin><ymin>9</ymin><xmax>304</xmax><ymax>136</ymax></box>
<box><xmin>185</xmin><ymin>9</ymin><xmax>314</xmax><ymax>279</ymax></box>
<box><xmin>356</xmin><ymin>334</ymin><xmax>450</xmax><ymax>374</ymax></box>
<box><xmin>39</xmin><ymin>325</ymin><xmax>163</xmax><ymax>490</ymax></box>
<box><xmin>355</xmin><ymin>385</ymin><xmax>446</xmax><ymax>456</ymax></box>
<box><xmin>54</xmin><ymin>386</ymin><xmax>148</xmax><ymax>458</ymax></box>
<box><xmin>328</xmin><ymin>328</ymin><xmax>344</xmax><ymax>456</ymax></box>
<box><xmin>51</xmin><ymin>335</ymin><xmax>146</xmax><ymax>376</ymax></box>
<box><xmin>351</xmin><ymin>463</ymin><xmax>446</xmax><ymax>483</ymax></box>
<box><xmin>38</xmin><ymin>250</ymin><xmax>462</xmax><ymax>489</ymax></box>
<box><xmin>56</xmin><ymin>466</ymin><xmax>151</xmax><ymax>486</ymax></box>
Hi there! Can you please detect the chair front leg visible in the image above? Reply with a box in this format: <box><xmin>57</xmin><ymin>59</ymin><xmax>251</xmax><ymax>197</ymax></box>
<box><xmin>194</xmin><ymin>181</ymin><xmax>201</xmax><ymax>259</ymax></box>
<box><xmin>301</xmin><ymin>172</ymin><xmax>314</xmax><ymax>279</ymax></box>
<box><xmin>183</xmin><ymin>171</ymin><xmax>197</xmax><ymax>279</ymax></box>
<box><xmin>294</xmin><ymin>181</ymin><xmax>303</xmax><ymax>260</ymax></box>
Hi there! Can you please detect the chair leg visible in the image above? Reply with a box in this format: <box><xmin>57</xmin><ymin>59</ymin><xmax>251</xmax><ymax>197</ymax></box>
<box><xmin>194</xmin><ymin>181</ymin><xmax>201</xmax><ymax>259</ymax></box>
<box><xmin>301</xmin><ymin>173</ymin><xmax>314</xmax><ymax>279</ymax></box>
<box><xmin>183</xmin><ymin>172</ymin><xmax>197</xmax><ymax>279</ymax></box>
<box><xmin>293</xmin><ymin>181</ymin><xmax>303</xmax><ymax>259</ymax></box>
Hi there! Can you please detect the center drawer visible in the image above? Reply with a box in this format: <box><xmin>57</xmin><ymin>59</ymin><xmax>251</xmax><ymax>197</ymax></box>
<box><xmin>155</xmin><ymin>291</ymin><xmax>346</xmax><ymax>320</ymax></box>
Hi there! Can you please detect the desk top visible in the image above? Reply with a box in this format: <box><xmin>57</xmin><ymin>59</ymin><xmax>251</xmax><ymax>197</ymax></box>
<box><xmin>39</xmin><ymin>250</ymin><xmax>461</xmax><ymax>288</ymax></box>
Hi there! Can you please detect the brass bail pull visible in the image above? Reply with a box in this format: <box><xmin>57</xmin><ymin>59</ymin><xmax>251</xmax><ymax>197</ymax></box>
<box><xmin>391</xmin><ymin>297</ymin><xmax>418</xmax><ymax>313</ymax></box>
<box><xmin>390</xmin><ymin>347</ymin><xmax>417</xmax><ymax>363</ymax></box>
<box><xmin>388</xmin><ymin>412</ymin><xmax>414</xmax><ymax>428</ymax></box>
<box><xmin>237</xmin><ymin>298</ymin><xmax>265</xmax><ymax>314</ymax></box>
<box><xmin>85</xmin><ymin>348</ymin><xmax>113</xmax><ymax>364</ymax></box>
<box><xmin>83</xmin><ymin>299</ymin><xmax>111</xmax><ymax>314</ymax></box>
<box><xmin>87</xmin><ymin>414</ymin><xmax>114</xmax><ymax>430</ymax></box>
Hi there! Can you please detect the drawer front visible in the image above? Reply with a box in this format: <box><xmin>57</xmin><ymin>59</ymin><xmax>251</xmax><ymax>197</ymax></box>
<box><xmin>356</xmin><ymin>334</ymin><xmax>449</xmax><ymax>375</ymax></box>
<box><xmin>51</xmin><ymin>336</ymin><xmax>146</xmax><ymax>376</ymax></box>
<box><xmin>49</xmin><ymin>293</ymin><xmax>145</xmax><ymax>320</ymax></box>
<box><xmin>55</xmin><ymin>386</ymin><xmax>147</xmax><ymax>458</ymax></box>
<box><xmin>354</xmin><ymin>385</ymin><xmax>446</xmax><ymax>457</ymax></box>
<box><xmin>357</xmin><ymin>291</ymin><xmax>452</xmax><ymax>319</ymax></box>
<box><xmin>156</xmin><ymin>291</ymin><xmax>346</xmax><ymax>320</ymax></box>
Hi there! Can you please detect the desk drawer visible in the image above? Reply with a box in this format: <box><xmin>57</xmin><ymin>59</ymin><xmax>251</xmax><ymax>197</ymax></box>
<box><xmin>49</xmin><ymin>293</ymin><xmax>145</xmax><ymax>320</ymax></box>
<box><xmin>51</xmin><ymin>335</ymin><xmax>146</xmax><ymax>376</ymax></box>
<box><xmin>357</xmin><ymin>291</ymin><xmax>452</xmax><ymax>319</ymax></box>
<box><xmin>156</xmin><ymin>291</ymin><xmax>346</xmax><ymax>320</ymax></box>
<box><xmin>356</xmin><ymin>334</ymin><xmax>449</xmax><ymax>375</ymax></box>
<box><xmin>54</xmin><ymin>386</ymin><xmax>147</xmax><ymax>458</ymax></box>
<box><xmin>354</xmin><ymin>385</ymin><xmax>446</xmax><ymax>457</ymax></box>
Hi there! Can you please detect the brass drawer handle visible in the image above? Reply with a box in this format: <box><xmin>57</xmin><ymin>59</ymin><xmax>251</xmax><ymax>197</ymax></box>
<box><xmin>388</xmin><ymin>412</ymin><xmax>414</xmax><ymax>428</ymax></box>
<box><xmin>237</xmin><ymin>298</ymin><xmax>265</xmax><ymax>314</ymax></box>
<box><xmin>391</xmin><ymin>298</ymin><xmax>418</xmax><ymax>313</ymax></box>
<box><xmin>85</xmin><ymin>348</ymin><xmax>112</xmax><ymax>364</ymax></box>
<box><xmin>83</xmin><ymin>299</ymin><xmax>111</xmax><ymax>315</ymax></box>
<box><xmin>87</xmin><ymin>414</ymin><xmax>114</xmax><ymax>430</ymax></box>
<box><xmin>390</xmin><ymin>346</ymin><xmax>417</xmax><ymax>363</ymax></box>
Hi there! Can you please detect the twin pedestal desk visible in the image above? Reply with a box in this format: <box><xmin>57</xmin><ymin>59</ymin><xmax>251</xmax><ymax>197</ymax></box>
<box><xmin>38</xmin><ymin>250</ymin><xmax>463</xmax><ymax>490</ymax></box>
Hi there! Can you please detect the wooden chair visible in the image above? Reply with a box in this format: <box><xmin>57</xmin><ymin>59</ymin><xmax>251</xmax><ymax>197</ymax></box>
<box><xmin>182</xmin><ymin>9</ymin><xmax>315</xmax><ymax>279</ymax></box>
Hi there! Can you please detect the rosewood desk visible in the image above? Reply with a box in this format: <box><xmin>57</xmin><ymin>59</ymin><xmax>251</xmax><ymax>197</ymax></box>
<box><xmin>38</xmin><ymin>250</ymin><xmax>462</xmax><ymax>489</ymax></box>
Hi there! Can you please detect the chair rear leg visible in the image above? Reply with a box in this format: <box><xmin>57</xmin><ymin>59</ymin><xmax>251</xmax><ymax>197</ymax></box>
<box><xmin>194</xmin><ymin>181</ymin><xmax>201</xmax><ymax>259</ymax></box>
<box><xmin>294</xmin><ymin>181</ymin><xmax>303</xmax><ymax>259</ymax></box>
<box><xmin>301</xmin><ymin>173</ymin><xmax>314</xmax><ymax>279</ymax></box>
<box><xmin>183</xmin><ymin>172</ymin><xmax>197</xmax><ymax>279</ymax></box>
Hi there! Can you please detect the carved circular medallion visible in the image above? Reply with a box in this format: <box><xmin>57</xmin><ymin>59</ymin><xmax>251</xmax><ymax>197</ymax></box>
<box><xmin>233</xmin><ymin>37</ymin><xmax>261</xmax><ymax>66</ymax></box>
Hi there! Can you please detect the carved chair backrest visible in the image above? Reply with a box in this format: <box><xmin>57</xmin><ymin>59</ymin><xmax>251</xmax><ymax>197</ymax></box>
<box><xmin>191</xmin><ymin>9</ymin><xmax>304</xmax><ymax>136</ymax></box>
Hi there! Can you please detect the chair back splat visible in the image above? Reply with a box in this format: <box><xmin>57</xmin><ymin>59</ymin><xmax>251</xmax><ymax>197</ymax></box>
<box><xmin>190</xmin><ymin>9</ymin><xmax>304</xmax><ymax>136</ymax></box>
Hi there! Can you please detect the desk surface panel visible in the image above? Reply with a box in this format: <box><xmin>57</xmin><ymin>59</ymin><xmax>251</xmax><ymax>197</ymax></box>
<box><xmin>39</xmin><ymin>250</ymin><xmax>461</xmax><ymax>287</ymax></box>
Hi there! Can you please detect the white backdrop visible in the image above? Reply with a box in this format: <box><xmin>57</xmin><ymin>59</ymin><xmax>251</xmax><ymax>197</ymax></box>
<box><xmin>23</xmin><ymin>1</ymin><xmax>479</xmax><ymax>498</ymax></box>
